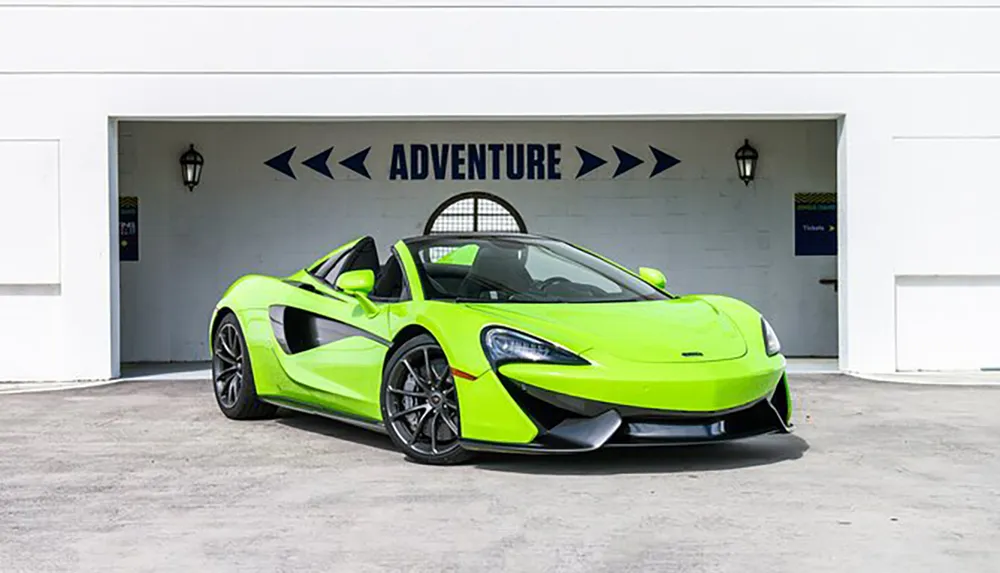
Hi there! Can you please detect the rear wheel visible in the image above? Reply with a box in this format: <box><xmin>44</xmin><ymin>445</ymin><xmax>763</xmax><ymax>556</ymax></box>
<box><xmin>381</xmin><ymin>335</ymin><xmax>472</xmax><ymax>465</ymax></box>
<box><xmin>212</xmin><ymin>313</ymin><xmax>277</xmax><ymax>420</ymax></box>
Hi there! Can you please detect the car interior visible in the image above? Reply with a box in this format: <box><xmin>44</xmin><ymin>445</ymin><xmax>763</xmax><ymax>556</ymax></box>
<box><xmin>311</xmin><ymin>237</ymin><xmax>407</xmax><ymax>302</ymax></box>
<box><xmin>310</xmin><ymin>236</ymin><xmax>629</xmax><ymax>304</ymax></box>
<box><xmin>416</xmin><ymin>242</ymin><xmax>540</xmax><ymax>301</ymax></box>
<box><xmin>414</xmin><ymin>240</ymin><xmax>632</xmax><ymax>302</ymax></box>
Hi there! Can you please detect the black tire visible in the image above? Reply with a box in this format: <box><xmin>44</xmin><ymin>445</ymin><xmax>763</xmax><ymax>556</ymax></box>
<box><xmin>381</xmin><ymin>334</ymin><xmax>473</xmax><ymax>465</ymax></box>
<box><xmin>212</xmin><ymin>313</ymin><xmax>277</xmax><ymax>420</ymax></box>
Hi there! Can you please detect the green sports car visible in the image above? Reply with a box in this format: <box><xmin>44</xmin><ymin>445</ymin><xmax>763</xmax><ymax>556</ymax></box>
<box><xmin>209</xmin><ymin>233</ymin><xmax>792</xmax><ymax>465</ymax></box>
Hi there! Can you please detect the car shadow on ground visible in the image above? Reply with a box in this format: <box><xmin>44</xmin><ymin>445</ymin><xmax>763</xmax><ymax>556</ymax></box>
<box><xmin>472</xmin><ymin>435</ymin><xmax>810</xmax><ymax>476</ymax></box>
<box><xmin>274</xmin><ymin>410</ymin><xmax>398</xmax><ymax>453</ymax></box>
<box><xmin>275</xmin><ymin>409</ymin><xmax>809</xmax><ymax>473</ymax></box>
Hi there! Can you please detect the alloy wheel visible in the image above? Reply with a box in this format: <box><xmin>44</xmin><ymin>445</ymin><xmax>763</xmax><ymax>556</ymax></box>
<box><xmin>385</xmin><ymin>345</ymin><xmax>461</xmax><ymax>456</ymax></box>
<box><xmin>213</xmin><ymin>322</ymin><xmax>244</xmax><ymax>409</ymax></box>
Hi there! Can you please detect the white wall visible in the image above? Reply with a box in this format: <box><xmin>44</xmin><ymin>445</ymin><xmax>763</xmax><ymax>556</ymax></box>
<box><xmin>896</xmin><ymin>276</ymin><xmax>1000</xmax><ymax>372</ymax></box>
<box><xmin>117</xmin><ymin>120</ymin><xmax>837</xmax><ymax>362</ymax></box>
<box><xmin>2</xmin><ymin>1</ymin><xmax>1000</xmax><ymax>379</ymax></box>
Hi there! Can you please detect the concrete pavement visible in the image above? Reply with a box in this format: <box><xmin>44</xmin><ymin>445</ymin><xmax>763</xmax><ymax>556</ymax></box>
<box><xmin>1</xmin><ymin>375</ymin><xmax>998</xmax><ymax>572</ymax></box>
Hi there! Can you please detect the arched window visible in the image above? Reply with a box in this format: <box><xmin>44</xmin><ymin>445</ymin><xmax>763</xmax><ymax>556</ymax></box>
<box><xmin>424</xmin><ymin>192</ymin><xmax>526</xmax><ymax>235</ymax></box>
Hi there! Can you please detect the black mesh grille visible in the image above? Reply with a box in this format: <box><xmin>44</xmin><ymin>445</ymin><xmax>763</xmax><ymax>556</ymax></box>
<box><xmin>426</xmin><ymin>193</ymin><xmax>526</xmax><ymax>234</ymax></box>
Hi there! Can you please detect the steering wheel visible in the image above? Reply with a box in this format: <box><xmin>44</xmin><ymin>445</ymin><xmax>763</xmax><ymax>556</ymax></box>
<box><xmin>537</xmin><ymin>277</ymin><xmax>573</xmax><ymax>292</ymax></box>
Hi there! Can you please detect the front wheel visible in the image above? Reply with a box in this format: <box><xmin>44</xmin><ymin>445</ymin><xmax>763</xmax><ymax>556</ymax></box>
<box><xmin>212</xmin><ymin>313</ymin><xmax>277</xmax><ymax>420</ymax></box>
<box><xmin>381</xmin><ymin>335</ymin><xmax>473</xmax><ymax>465</ymax></box>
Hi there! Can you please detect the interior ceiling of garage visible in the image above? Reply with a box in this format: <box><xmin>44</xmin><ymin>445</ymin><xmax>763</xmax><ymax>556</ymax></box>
<box><xmin>117</xmin><ymin>119</ymin><xmax>837</xmax><ymax>363</ymax></box>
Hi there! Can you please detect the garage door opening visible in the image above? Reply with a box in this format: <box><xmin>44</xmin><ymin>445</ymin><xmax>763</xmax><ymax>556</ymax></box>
<box><xmin>114</xmin><ymin>119</ymin><xmax>839</xmax><ymax>373</ymax></box>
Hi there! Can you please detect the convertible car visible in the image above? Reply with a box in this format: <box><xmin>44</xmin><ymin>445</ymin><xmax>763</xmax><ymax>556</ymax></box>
<box><xmin>209</xmin><ymin>233</ymin><xmax>792</xmax><ymax>465</ymax></box>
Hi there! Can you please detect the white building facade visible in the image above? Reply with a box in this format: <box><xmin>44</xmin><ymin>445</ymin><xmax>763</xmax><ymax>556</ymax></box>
<box><xmin>1</xmin><ymin>1</ymin><xmax>998</xmax><ymax>382</ymax></box>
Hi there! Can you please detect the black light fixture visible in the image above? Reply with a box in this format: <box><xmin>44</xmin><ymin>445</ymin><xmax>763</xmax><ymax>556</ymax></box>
<box><xmin>735</xmin><ymin>139</ymin><xmax>759</xmax><ymax>186</ymax></box>
<box><xmin>179</xmin><ymin>144</ymin><xmax>204</xmax><ymax>192</ymax></box>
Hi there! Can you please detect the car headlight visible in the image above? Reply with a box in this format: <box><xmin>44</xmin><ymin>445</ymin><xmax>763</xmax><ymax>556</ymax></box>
<box><xmin>762</xmin><ymin>317</ymin><xmax>781</xmax><ymax>357</ymax></box>
<box><xmin>482</xmin><ymin>327</ymin><xmax>589</xmax><ymax>367</ymax></box>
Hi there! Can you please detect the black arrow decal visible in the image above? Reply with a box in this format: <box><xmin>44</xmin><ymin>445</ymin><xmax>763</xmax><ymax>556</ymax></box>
<box><xmin>612</xmin><ymin>146</ymin><xmax>644</xmax><ymax>178</ymax></box>
<box><xmin>302</xmin><ymin>146</ymin><xmax>334</xmax><ymax>180</ymax></box>
<box><xmin>649</xmin><ymin>146</ymin><xmax>681</xmax><ymax>178</ymax></box>
<box><xmin>575</xmin><ymin>146</ymin><xmax>608</xmax><ymax>179</ymax></box>
<box><xmin>264</xmin><ymin>147</ymin><xmax>297</xmax><ymax>179</ymax></box>
<box><xmin>339</xmin><ymin>147</ymin><xmax>372</xmax><ymax>179</ymax></box>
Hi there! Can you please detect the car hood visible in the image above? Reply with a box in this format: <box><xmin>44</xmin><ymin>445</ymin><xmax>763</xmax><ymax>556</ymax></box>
<box><xmin>461</xmin><ymin>297</ymin><xmax>748</xmax><ymax>364</ymax></box>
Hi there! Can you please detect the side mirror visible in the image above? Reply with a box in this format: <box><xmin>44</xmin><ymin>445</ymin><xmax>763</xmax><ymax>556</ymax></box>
<box><xmin>335</xmin><ymin>269</ymin><xmax>374</xmax><ymax>295</ymax></box>
<box><xmin>638</xmin><ymin>267</ymin><xmax>667</xmax><ymax>290</ymax></box>
<box><xmin>335</xmin><ymin>270</ymin><xmax>378</xmax><ymax>316</ymax></box>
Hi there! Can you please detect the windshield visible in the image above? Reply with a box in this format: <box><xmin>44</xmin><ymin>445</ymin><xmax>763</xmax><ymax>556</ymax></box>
<box><xmin>405</xmin><ymin>236</ymin><xmax>670</xmax><ymax>303</ymax></box>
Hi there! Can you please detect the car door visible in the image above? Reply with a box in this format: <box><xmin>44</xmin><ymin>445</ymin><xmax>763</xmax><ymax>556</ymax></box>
<box><xmin>270</xmin><ymin>237</ymin><xmax>394</xmax><ymax>421</ymax></box>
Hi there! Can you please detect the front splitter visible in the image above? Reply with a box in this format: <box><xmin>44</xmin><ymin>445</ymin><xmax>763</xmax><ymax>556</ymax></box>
<box><xmin>459</xmin><ymin>385</ymin><xmax>791</xmax><ymax>455</ymax></box>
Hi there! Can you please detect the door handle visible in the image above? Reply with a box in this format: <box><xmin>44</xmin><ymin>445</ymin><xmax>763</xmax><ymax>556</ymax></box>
<box><xmin>819</xmin><ymin>278</ymin><xmax>838</xmax><ymax>292</ymax></box>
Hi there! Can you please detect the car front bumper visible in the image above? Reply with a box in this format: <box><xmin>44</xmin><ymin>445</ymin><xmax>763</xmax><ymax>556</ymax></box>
<box><xmin>459</xmin><ymin>372</ymin><xmax>791</xmax><ymax>454</ymax></box>
<box><xmin>456</xmin><ymin>355</ymin><xmax>792</xmax><ymax>453</ymax></box>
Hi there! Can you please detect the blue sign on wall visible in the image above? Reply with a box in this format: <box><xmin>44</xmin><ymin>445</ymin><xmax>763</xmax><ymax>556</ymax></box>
<box><xmin>794</xmin><ymin>193</ymin><xmax>837</xmax><ymax>256</ymax></box>
<box><xmin>120</xmin><ymin>196</ymin><xmax>139</xmax><ymax>262</ymax></box>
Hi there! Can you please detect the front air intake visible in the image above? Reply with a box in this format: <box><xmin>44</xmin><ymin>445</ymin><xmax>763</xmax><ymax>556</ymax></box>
<box><xmin>769</xmin><ymin>374</ymin><xmax>791</xmax><ymax>426</ymax></box>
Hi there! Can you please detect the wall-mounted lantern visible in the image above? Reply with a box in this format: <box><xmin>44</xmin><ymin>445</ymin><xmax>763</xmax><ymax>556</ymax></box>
<box><xmin>179</xmin><ymin>144</ymin><xmax>204</xmax><ymax>192</ymax></box>
<box><xmin>735</xmin><ymin>139</ymin><xmax>758</xmax><ymax>186</ymax></box>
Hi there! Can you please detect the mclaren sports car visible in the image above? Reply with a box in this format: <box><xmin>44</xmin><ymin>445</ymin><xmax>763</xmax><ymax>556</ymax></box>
<box><xmin>209</xmin><ymin>233</ymin><xmax>793</xmax><ymax>465</ymax></box>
